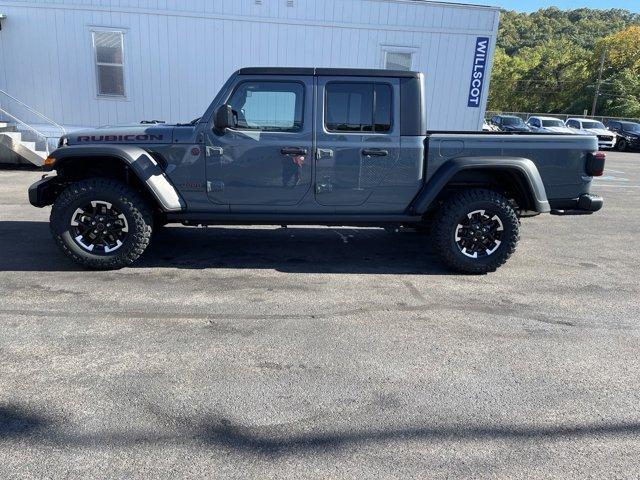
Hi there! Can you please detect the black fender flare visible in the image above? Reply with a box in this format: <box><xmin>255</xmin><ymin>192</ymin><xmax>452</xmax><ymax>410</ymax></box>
<box><xmin>409</xmin><ymin>157</ymin><xmax>551</xmax><ymax>214</ymax></box>
<box><xmin>47</xmin><ymin>145</ymin><xmax>186</xmax><ymax>212</ymax></box>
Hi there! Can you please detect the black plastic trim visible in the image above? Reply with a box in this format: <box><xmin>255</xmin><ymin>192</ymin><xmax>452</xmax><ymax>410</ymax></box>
<box><xmin>28</xmin><ymin>176</ymin><xmax>58</xmax><ymax>208</ymax></box>
<box><xmin>237</xmin><ymin>67</ymin><xmax>421</xmax><ymax>78</ymax></box>
<box><xmin>165</xmin><ymin>213</ymin><xmax>422</xmax><ymax>227</ymax></box>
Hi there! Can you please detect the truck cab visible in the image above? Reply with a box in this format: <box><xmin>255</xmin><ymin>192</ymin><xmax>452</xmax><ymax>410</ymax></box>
<box><xmin>29</xmin><ymin>68</ymin><xmax>604</xmax><ymax>273</ymax></box>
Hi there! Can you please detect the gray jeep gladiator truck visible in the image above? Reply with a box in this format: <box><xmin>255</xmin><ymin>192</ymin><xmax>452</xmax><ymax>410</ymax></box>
<box><xmin>28</xmin><ymin>67</ymin><xmax>605</xmax><ymax>273</ymax></box>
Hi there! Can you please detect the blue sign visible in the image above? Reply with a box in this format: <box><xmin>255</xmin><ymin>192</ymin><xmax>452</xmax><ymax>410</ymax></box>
<box><xmin>467</xmin><ymin>37</ymin><xmax>490</xmax><ymax>108</ymax></box>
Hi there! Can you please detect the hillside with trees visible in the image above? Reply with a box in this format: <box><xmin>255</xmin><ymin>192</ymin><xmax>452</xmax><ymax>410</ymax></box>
<box><xmin>488</xmin><ymin>8</ymin><xmax>640</xmax><ymax>118</ymax></box>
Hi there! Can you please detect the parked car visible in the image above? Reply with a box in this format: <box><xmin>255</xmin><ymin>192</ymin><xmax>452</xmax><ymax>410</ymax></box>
<box><xmin>526</xmin><ymin>116</ymin><xmax>574</xmax><ymax>134</ymax></box>
<box><xmin>29</xmin><ymin>67</ymin><xmax>604</xmax><ymax>274</ymax></box>
<box><xmin>565</xmin><ymin>118</ymin><xmax>617</xmax><ymax>149</ymax></box>
<box><xmin>482</xmin><ymin>120</ymin><xmax>499</xmax><ymax>132</ymax></box>
<box><xmin>490</xmin><ymin>115</ymin><xmax>531</xmax><ymax>132</ymax></box>
<box><xmin>605</xmin><ymin>120</ymin><xmax>640</xmax><ymax>151</ymax></box>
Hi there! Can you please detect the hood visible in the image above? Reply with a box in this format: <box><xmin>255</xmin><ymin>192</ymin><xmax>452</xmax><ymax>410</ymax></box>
<box><xmin>584</xmin><ymin>128</ymin><xmax>616</xmax><ymax>137</ymax></box>
<box><xmin>503</xmin><ymin>125</ymin><xmax>530</xmax><ymax>132</ymax></box>
<box><xmin>542</xmin><ymin>126</ymin><xmax>575</xmax><ymax>134</ymax></box>
<box><xmin>64</xmin><ymin>124</ymin><xmax>175</xmax><ymax>146</ymax></box>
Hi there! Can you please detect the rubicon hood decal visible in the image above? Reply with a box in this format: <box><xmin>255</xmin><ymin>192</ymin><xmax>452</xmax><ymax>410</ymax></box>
<box><xmin>68</xmin><ymin>125</ymin><xmax>174</xmax><ymax>145</ymax></box>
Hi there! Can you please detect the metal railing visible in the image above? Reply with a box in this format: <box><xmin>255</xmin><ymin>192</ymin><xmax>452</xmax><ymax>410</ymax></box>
<box><xmin>0</xmin><ymin>90</ymin><xmax>66</xmax><ymax>155</ymax></box>
<box><xmin>486</xmin><ymin>110</ymin><xmax>640</xmax><ymax>125</ymax></box>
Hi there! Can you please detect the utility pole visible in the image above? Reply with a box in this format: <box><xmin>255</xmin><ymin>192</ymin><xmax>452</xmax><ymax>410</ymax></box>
<box><xmin>592</xmin><ymin>48</ymin><xmax>606</xmax><ymax>117</ymax></box>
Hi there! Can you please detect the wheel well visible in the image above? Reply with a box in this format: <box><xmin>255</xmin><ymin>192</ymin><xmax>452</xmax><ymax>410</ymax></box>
<box><xmin>53</xmin><ymin>156</ymin><xmax>162</xmax><ymax>213</ymax></box>
<box><xmin>431</xmin><ymin>169</ymin><xmax>535</xmax><ymax>213</ymax></box>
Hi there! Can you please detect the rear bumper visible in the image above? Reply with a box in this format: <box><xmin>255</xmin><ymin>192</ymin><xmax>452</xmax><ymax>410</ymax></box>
<box><xmin>28</xmin><ymin>175</ymin><xmax>58</xmax><ymax>208</ymax></box>
<box><xmin>550</xmin><ymin>194</ymin><xmax>603</xmax><ymax>215</ymax></box>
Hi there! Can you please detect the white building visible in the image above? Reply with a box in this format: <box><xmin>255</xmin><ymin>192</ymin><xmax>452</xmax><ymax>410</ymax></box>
<box><xmin>0</xmin><ymin>0</ymin><xmax>499</xmax><ymax>162</ymax></box>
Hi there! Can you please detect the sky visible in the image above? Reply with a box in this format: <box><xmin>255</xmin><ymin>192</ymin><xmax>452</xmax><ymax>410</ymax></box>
<box><xmin>435</xmin><ymin>0</ymin><xmax>640</xmax><ymax>12</ymax></box>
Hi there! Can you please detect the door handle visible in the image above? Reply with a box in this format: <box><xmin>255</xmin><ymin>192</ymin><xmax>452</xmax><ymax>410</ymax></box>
<box><xmin>362</xmin><ymin>149</ymin><xmax>389</xmax><ymax>157</ymax></box>
<box><xmin>281</xmin><ymin>147</ymin><xmax>307</xmax><ymax>156</ymax></box>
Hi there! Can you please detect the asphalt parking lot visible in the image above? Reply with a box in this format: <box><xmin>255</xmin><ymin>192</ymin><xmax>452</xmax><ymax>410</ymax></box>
<box><xmin>0</xmin><ymin>152</ymin><xmax>639</xmax><ymax>479</ymax></box>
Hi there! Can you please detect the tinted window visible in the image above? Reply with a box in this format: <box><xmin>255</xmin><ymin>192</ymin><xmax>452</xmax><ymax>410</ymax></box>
<box><xmin>502</xmin><ymin>117</ymin><xmax>524</xmax><ymax>126</ymax></box>
<box><xmin>325</xmin><ymin>83</ymin><xmax>392</xmax><ymax>133</ymax></box>
<box><xmin>228</xmin><ymin>81</ymin><xmax>304</xmax><ymax>132</ymax></box>
<box><xmin>542</xmin><ymin>119</ymin><xmax>564</xmax><ymax>127</ymax></box>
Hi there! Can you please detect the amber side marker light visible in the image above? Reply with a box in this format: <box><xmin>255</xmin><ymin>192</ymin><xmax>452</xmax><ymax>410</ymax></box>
<box><xmin>43</xmin><ymin>157</ymin><xmax>56</xmax><ymax>167</ymax></box>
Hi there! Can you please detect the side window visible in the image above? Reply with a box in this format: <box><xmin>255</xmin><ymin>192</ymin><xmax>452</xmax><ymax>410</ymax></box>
<box><xmin>530</xmin><ymin>119</ymin><xmax>539</xmax><ymax>127</ymax></box>
<box><xmin>92</xmin><ymin>30</ymin><xmax>126</xmax><ymax>97</ymax></box>
<box><xmin>228</xmin><ymin>81</ymin><xmax>304</xmax><ymax>132</ymax></box>
<box><xmin>325</xmin><ymin>83</ymin><xmax>392</xmax><ymax>133</ymax></box>
<box><xmin>609</xmin><ymin>122</ymin><xmax>619</xmax><ymax>130</ymax></box>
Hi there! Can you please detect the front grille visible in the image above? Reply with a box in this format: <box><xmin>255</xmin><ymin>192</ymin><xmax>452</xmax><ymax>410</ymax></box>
<box><xmin>598</xmin><ymin>135</ymin><xmax>614</xmax><ymax>141</ymax></box>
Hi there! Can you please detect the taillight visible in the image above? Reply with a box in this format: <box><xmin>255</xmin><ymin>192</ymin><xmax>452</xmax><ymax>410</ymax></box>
<box><xmin>586</xmin><ymin>151</ymin><xmax>606</xmax><ymax>177</ymax></box>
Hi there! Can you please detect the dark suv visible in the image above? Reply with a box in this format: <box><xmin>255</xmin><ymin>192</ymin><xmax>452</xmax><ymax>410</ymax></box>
<box><xmin>490</xmin><ymin>115</ymin><xmax>531</xmax><ymax>132</ymax></box>
<box><xmin>606</xmin><ymin>120</ymin><xmax>640</xmax><ymax>151</ymax></box>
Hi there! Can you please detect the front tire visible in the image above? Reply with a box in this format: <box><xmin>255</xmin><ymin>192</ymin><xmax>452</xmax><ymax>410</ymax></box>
<box><xmin>50</xmin><ymin>178</ymin><xmax>153</xmax><ymax>269</ymax></box>
<box><xmin>616</xmin><ymin>138</ymin><xmax>628</xmax><ymax>152</ymax></box>
<box><xmin>431</xmin><ymin>189</ymin><xmax>519</xmax><ymax>274</ymax></box>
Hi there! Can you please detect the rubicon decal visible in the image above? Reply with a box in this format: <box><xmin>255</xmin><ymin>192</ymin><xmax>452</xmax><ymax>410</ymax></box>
<box><xmin>467</xmin><ymin>37</ymin><xmax>490</xmax><ymax>108</ymax></box>
<box><xmin>76</xmin><ymin>134</ymin><xmax>164</xmax><ymax>142</ymax></box>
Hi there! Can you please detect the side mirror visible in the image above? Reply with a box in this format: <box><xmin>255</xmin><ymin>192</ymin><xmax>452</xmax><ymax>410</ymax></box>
<box><xmin>214</xmin><ymin>104</ymin><xmax>235</xmax><ymax>132</ymax></box>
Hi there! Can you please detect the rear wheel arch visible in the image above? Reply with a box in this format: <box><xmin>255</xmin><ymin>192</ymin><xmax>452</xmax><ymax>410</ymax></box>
<box><xmin>438</xmin><ymin>168</ymin><xmax>536</xmax><ymax>212</ymax></box>
<box><xmin>415</xmin><ymin>163</ymin><xmax>545</xmax><ymax>217</ymax></box>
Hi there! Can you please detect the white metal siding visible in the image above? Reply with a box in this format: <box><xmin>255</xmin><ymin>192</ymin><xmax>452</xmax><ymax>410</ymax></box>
<box><xmin>0</xmin><ymin>0</ymin><xmax>499</xmax><ymax>131</ymax></box>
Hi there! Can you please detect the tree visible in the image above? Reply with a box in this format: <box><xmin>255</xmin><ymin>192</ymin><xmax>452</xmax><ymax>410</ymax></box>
<box><xmin>489</xmin><ymin>8</ymin><xmax>640</xmax><ymax>118</ymax></box>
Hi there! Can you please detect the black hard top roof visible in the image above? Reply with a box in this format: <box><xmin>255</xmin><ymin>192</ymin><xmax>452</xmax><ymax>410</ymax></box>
<box><xmin>237</xmin><ymin>67</ymin><xmax>421</xmax><ymax>78</ymax></box>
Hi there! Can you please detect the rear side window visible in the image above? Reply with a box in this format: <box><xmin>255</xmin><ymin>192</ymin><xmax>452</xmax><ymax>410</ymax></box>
<box><xmin>228</xmin><ymin>81</ymin><xmax>304</xmax><ymax>132</ymax></box>
<box><xmin>325</xmin><ymin>83</ymin><xmax>392</xmax><ymax>133</ymax></box>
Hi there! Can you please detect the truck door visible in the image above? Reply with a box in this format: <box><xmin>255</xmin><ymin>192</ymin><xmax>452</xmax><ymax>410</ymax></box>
<box><xmin>315</xmin><ymin>77</ymin><xmax>400</xmax><ymax>206</ymax></box>
<box><xmin>204</xmin><ymin>76</ymin><xmax>313</xmax><ymax>207</ymax></box>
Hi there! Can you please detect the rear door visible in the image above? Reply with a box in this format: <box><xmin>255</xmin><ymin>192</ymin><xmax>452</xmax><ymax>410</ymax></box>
<box><xmin>314</xmin><ymin>77</ymin><xmax>399</xmax><ymax>206</ymax></box>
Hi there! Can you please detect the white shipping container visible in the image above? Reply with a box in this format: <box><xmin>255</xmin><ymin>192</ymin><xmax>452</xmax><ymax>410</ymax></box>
<box><xmin>0</xmin><ymin>0</ymin><xmax>500</xmax><ymax>132</ymax></box>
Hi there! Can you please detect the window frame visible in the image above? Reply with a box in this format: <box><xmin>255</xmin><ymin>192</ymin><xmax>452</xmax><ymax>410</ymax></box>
<box><xmin>323</xmin><ymin>81</ymin><xmax>394</xmax><ymax>135</ymax></box>
<box><xmin>90</xmin><ymin>27</ymin><xmax>128</xmax><ymax>100</ymax></box>
<box><xmin>224</xmin><ymin>79</ymin><xmax>306</xmax><ymax>133</ymax></box>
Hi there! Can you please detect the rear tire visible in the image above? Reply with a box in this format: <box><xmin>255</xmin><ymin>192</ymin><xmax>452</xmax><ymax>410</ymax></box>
<box><xmin>431</xmin><ymin>189</ymin><xmax>519</xmax><ymax>274</ymax></box>
<box><xmin>50</xmin><ymin>178</ymin><xmax>153</xmax><ymax>269</ymax></box>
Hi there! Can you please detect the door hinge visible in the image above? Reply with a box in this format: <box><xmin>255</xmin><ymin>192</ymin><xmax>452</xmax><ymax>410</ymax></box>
<box><xmin>316</xmin><ymin>148</ymin><xmax>334</xmax><ymax>160</ymax></box>
<box><xmin>206</xmin><ymin>146</ymin><xmax>224</xmax><ymax>157</ymax></box>
<box><xmin>207</xmin><ymin>180</ymin><xmax>224</xmax><ymax>192</ymax></box>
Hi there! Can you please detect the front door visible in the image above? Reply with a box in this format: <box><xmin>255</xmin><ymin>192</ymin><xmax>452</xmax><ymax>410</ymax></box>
<box><xmin>315</xmin><ymin>77</ymin><xmax>400</xmax><ymax>206</ymax></box>
<box><xmin>205</xmin><ymin>76</ymin><xmax>313</xmax><ymax>207</ymax></box>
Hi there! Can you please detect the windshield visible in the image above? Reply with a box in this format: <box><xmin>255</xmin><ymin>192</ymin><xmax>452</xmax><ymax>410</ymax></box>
<box><xmin>623</xmin><ymin>123</ymin><xmax>640</xmax><ymax>133</ymax></box>
<box><xmin>541</xmin><ymin>119</ymin><xmax>565</xmax><ymax>127</ymax></box>
<box><xmin>581</xmin><ymin>121</ymin><xmax>606</xmax><ymax>129</ymax></box>
<box><xmin>502</xmin><ymin>117</ymin><xmax>524</xmax><ymax>126</ymax></box>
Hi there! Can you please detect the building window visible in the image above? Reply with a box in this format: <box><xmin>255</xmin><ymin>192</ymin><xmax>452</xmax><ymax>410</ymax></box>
<box><xmin>385</xmin><ymin>51</ymin><xmax>413</xmax><ymax>71</ymax></box>
<box><xmin>325</xmin><ymin>83</ymin><xmax>392</xmax><ymax>133</ymax></box>
<box><xmin>92</xmin><ymin>30</ymin><xmax>126</xmax><ymax>97</ymax></box>
<box><xmin>228</xmin><ymin>81</ymin><xmax>305</xmax><ymax>132</ymax></box>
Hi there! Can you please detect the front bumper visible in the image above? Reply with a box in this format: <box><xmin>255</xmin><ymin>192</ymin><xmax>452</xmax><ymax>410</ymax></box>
<box><xmin>28</xmin><ymin>175</ymin><xmax>59</xmax><ymax>208</ymax></box>
<box><xmin>550</xmin><ymin>194</ymin><xmax>604</xmax><ymax>216</ymax></box>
